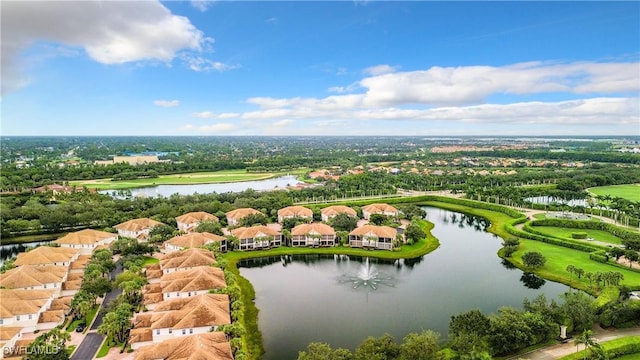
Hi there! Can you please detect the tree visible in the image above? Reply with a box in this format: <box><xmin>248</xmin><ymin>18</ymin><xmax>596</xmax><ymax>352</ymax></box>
<box><xmin>560</xmin><ymin>291</ymin><xmax>595</xmax><ymax>332</ymax></box>
<box><xmin>329</xmin><ymin>213</ymin><xmax>359</xmax><ymax>232</ymax></box>
<box><xmin>400</xmin><ymin>330</ymin><xmax>441</xmax><ymax>360</ymax></box>
<box><xmin>397</xmin><ymin>204</ymin><xmax>426</xmax><ymax>220</ymax></box>
<box><xmin>98</xmin><ymin>302</ymin><xmax>134</xmax><ymax>344</ymax></box>
<box><xmin>24</xmin><ymin>327</ymin><xmax>70</xmax><ymax>360</ymax></box>
<box><xmin>449</xmin><ymin>310</ymin><xmax>490</xmax><ymax>355</ymax></box>
<box><xmin>625</xmin><ymin>250</ymin><xmax>639</xmax><ymax>268</ymax></box>
<box><xmin>239</xmin><ymin>213</ymin><xmax>268</xmax><ymax>227</ymax></box>
<box><xmin>522</xmin><ymin>251</ymin><xmax>546</xmax><ymax>271</ymax></box>
<box><xmin>404</xmin><ymin>222</ymin><xmax>426</xmax><ymax>245</ymax></box>
<box><xmin>369</xmin><ymin>213</ymin><xmax>391</xmax><ymax>226</ymax></box>
<box><xmin>354</xmin><ymin>334</ymin><xmax>400</xmax><ymax>360</ymax></box>
<box><xmin>195</xmin><ymin>220</ymin><xmax>223</xmax><ymax>235</ymax></box>
<box><xmin>82</xmin><ymin>270</ymin><xmax>113</xmax><ymax>304</ymax></box>
<box><xmin>298</xmin><ymin>342</ymin><xmax>353</xmax><ymax>360</ymax></box>
<box><xmin>566</xmin><ymin>264</ymin><xmax>576</xmax><ymax>279</ymax></box>
<box><xmin>148</xmin><ymin>223</ymin><xmax>176</xmax><ymax>243</ymax></box>
<box><xmin>574</xmin><ymin>330</ymin><xmax>599</xmax><ymax>359</ymax></box>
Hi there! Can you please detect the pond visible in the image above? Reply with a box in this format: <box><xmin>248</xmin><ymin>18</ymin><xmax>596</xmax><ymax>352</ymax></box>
<box><xmin>239</xmin><ymin>207</ymin><xmax>568</xmax><ymax>359</ymax></box>
<box><xmin>101</xmin><ymin>175</ymin><xmax>302</xmax><ymax>198</ymax></box>
<box><xmin>0</xmin><ymin>240</ymin><xmax>54</xmax><ymax>265</ymax></box>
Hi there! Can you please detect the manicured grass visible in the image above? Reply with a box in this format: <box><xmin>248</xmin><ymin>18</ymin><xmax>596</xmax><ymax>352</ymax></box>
<box><xmin>221</xmin><ymin>219</ymin><xmax>439</xmax><ymax>360</ymax></box>
<box><xmin>615</xmin><ymin>353</ymin><xmax>640</xmax><ymax>360</ymax></box>
<box><xmin>558</xmin><ymin>335</ymin><xmax>640</xmax><ymax>360</ymax></box>
<box><xmin>510</xmin><ymin>240</ymin><xmax>640</xmax><ymax>291</ymax></box>
<box><xmin>589</xmin><ymin>184</ymin><xmax>640</xmax><ymax>202</ymax></box>
<box><xmin>66</xmin><ymin>305</ymin><xmax>99</xmax><ymax>333</ymax></box>
<box><xmin>70</xmin><ymin>169</ymin><xmax>308</xmax><ymax>190</ymax></box>
<box><xmin>95</xmin><ymin>337</ymin><xmax>111</xmax><ymax>358</ymax></box>
<box><xmin>141</xmin><ymin>256</ymin><xmax>159</xmax><ymax>266</ymax></box>
<box><xmin>530</xmin><ymin>226</ymin><xmax>623</xmax><ymax>245</ymax></box>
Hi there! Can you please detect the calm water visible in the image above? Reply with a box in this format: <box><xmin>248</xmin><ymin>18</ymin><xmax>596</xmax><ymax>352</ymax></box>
<box><xmin>0</xmin><ymin>240</ymin><xmax>53</xmax><ymax>265</ymax></box>
<box><xmin>101</xmin><ymin>175</ymin><xmax>302</xmax><ymax>198</ymax></box>
<box><xmin>239</xmin><ymin>207</ymin><xmax>568</xmax><ymax>359</ymax></box>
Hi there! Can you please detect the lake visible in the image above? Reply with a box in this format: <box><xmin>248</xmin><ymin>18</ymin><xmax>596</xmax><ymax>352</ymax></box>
<box><xmin>0</xmin><ymin>240</ymin><xmax>53</xmax><ymax>265</ymax></box>
<box><xmin>101</xmin><ymin>175</ymin><xmax>302</xmax><ymax>198</ymax></box>
<box><xmin>239</xmin><ymin>207</ymin><xmax>568</xmax><ymax>359</ymax></box>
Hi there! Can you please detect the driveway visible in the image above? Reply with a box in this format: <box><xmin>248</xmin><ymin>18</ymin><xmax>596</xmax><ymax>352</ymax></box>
<box><xmin>70</xmin><ymin>332</ymin><xmax>105</xmax><ymax>360</ymax></box>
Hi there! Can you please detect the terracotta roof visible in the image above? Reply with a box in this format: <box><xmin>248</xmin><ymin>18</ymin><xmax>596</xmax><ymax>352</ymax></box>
<box><xmin>4</xmin><ymin>338</ymin><xmax>33</xmax><ymax>357</ymax></box>
<box><xmin>165</xmin><ymin>233</ymin><xmax>226</xmax><ymax>249</ymax></box>
<box><xmin>145</xmin><ymin>264</ymin><xmax>162</xmax><ymax>280</ymax></box>
<box><xmin>176</xmin><ymin>212</ymin><xmax>219</xmax><ymax>224</ymax></box>
<box><xmin>135</xmin><ymin>294</ymin><xmax>230</xmax><ymax>330</ymax></box>
<box><xmin>0</xmin><ymin>289</ymin><xmax>54</xmax><ymax>318</ymax></box>
<box><xmin>231</xmin><ymin>225</ymin><xmax>280</xmax><ymax>240</ymax></box>
<box><xmin>70</xmin><ymin>255</ymin><xmax>92</xmax><ymax>270</ymax></box>
<box><xmin>362</xmin><ymin>203</ymin><xmax>398</xmax><ymax>214</ymax></box>
<box><xmin>15</xmin><ymin>246</ymin><xmax>79</xmax><ymax>266</ymax></box>
<box><xmin>225</xmin><ymin>208</ymin><xmax>261</xmax><ymax>219</ymax></box>
<box><xmin>134</xmin><ymin>332</ymin><xmax>233</xmax><ymax>360</ymax></box>
<box><xmin>277</xmin><ymin>205</ymin><xmax>313</xmax><ymax>217</ymax></box>
<box><xmin>159</xmin><ymin>248</ymin><xmax>216</xmax><ymax>270</ymax></box>
<box><xmin>350</xmin><ymin>224</ymin><xmax>397</xmax><ymax>239</ymax></box>
<box><xmin>159</xmin><ymin>266</ymin><xmax>226</xmax><ymax>293</ymax></box>
<box><xmin>0</xmin><ymin>327</ymin><xmax>22</xmax><ymax>341</ymax></box>
<box><xmin>115</xmin><ymin>218</ymin><xmax>164</xmax><ymax>232</ymax></box>
<box><xmin>129</xmin><ymin>328</ymin><xmax>153</xmax><ymax>344</ymax></box>
<box><xmin>291</xmin><ymin>223</ymin><xmax>336</xmax><ymax>236</ymax></box>
<box><xmin>49</xmin><ymin>296</ymin><xmax>73</xmax><ymax>311</ymax></box>
<box><xmin>38</xmin><ymin>309</ymin><xmax>64</xmax><ymax>324</ymax></box>
<box><xmin>0</xmin><ymin>265</ymin><xmax>67</xmax><ymax>289</ymax></box>
<box><xmin>54</xmin><ymin>229</ymin><xmax>116</xmax><ymax>245</ymax></box>
<box><xmin>321</xmin><ymin>205</ymin><xmax>357</xmax><ymax>217</ymax></box>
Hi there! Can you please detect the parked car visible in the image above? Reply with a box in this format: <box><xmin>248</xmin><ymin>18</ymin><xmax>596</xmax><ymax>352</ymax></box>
<box><xmin>75</xmin><ymin>323</ymin><xmax>86</xmax><ymax>332</ymax></box>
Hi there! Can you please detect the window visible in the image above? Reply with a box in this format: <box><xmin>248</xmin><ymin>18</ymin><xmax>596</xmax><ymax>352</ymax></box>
<box><xmin>182</xmin><ymin>329</ymin><xmax>186</xmax><ymax>335</ymax></box>
<box><xmin>28</xmin><ymin>314</ymin><xmax>32</xmax><ymax>320</ymax></box>
<box><xmin>157</xmin><ymin>330</ymin><xmax>160</xmax><ymax>335</ymax></box>
<box><xmin>188</xmin><ymin>292</ymin><xmax>191</xmax><ymax>297</ymax></box>
<box><xmin>0</xmin><ymin>319</ymin><xmax>4</xmax><ymax>324</ymax></box>
<box><xmin>189</xmin><ymin>329</ymin><xmax>193</xmax><ymax>334</ymax></box>
<box><xmin>44</xmin><ymin>284</ymin><xmax>47</xmax><ymax>288</ymax></box>
<box><xmin>16</xmin><ymin>316</ymin><xmax>20</xmax><ymax>321</ymax></box>
<box><xmin>168</xmin><ymin>329</ymin><xmax>172</xmax><ymax>334</ymax></box>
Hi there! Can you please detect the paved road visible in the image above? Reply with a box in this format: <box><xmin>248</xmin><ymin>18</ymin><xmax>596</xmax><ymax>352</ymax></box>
<box><xmin>509</xmin><ymin>326</ymin><xmax>640</xmax><ymax>360</ymax></box>
<box><xmin>71</xmin><ymin>262</ymin><xmax>124</xmax><ymax>360</ymax></box>
<box><xmin>71</xmin><ymin>332</ymin><xmax>104</xmax><ymax>360</ymax></box>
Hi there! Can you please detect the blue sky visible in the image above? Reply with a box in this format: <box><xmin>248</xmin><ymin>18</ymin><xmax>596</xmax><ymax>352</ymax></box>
<box><xmin>1</xmin><ymin>1</ymin><xmax>639</xmax><ymax>136</ymax></box>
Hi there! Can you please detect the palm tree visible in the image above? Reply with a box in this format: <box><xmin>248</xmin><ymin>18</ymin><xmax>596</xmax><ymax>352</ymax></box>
<box><xmin>566</xmin><ymin>265</ymin><xmax>576</xmax><ymax>279</ymax></box>
<box><xmin>574</xmin><ymin>330</ymin><xmax>599</xmax><ymax>360</ymax></box>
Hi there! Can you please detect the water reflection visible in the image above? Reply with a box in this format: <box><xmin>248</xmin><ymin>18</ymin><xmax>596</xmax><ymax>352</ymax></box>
<box><xmin>520</xmin><ymin>273</ymin><xmax>546</xmax><ymax>289</ymax></box>
<box><xmin>0</xmin><ymin>241</ymin><xmax>53</xmax><ymax>265</ymax></box>
<box><xmin>501</xmin><ymin>258</ymin><xmax>517</xmax><ymax>270</ymax></box>
<box><xmin>442</xmin><ymin>212</ymin><xmax>490</xmax><ymax>232</ymax></box>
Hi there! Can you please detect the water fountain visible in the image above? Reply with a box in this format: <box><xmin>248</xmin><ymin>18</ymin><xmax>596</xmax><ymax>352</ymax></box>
<box><xmin>338</xmin><ymin>257</ymin><xmax>396</xmax><ymax>291</ymax></box>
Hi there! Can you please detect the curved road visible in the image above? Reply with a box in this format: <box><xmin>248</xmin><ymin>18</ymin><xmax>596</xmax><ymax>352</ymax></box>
<box><xmin>71</xmin><ymin>263</ymin><xmax>123</xmax><ymax>360</ymax></box>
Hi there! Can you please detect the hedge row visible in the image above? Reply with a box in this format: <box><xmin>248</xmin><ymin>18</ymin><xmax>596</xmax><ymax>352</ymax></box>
<box><xmin>559</xmin><ymin>336</ymin><xmax>640</xmax><ymax>360</ymax></box>
<box><xmin>529</xmin><ymin>218</ymin><xmax>640</xmax><ymax>242</ymax></box>
<box><xmin>422</xmin><ymin>196</ymin><xmax>525</xmax><ymax>218</ymax></box>
<box><xmin>521</xmin><ymin>223</ymin><xmax>608</xmax><ymax>251</ymax></box>
<box><xmin>589</xmin><ymin>250</ymin><xmax>640</xmax><ymax>274</ymax></box>
<box><xmin>507</xmin><ymin>221</ymin><xmax>601</xmax><ymax>252</ymax></box>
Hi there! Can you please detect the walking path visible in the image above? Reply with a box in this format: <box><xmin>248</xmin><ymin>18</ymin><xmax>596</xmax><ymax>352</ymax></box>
<box><xmin>511</xmin><ymin>326</ymin><xmax>640</xmax><ymax>359</ymax></box>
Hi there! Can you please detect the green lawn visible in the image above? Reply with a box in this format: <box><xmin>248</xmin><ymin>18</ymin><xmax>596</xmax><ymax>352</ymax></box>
<box><xmin>70</xmin><ymin>169</ymin><xmax>308</xmax><ymax>190</ymax></box>
<box><xmin>141</xmin><ymin>256</ymin><xmax>159</xmax><ymax>267</ymax></box>
<box><xmin>511</xmin><ymin>240</ymin><xmax>640</xmax><ymax>290</ymax></box>
<box><xmin>530</xmin><ymin>226</ymin><xmax>623</xmax><ymax>245</ymax></box>
<box><xmin>588</xmin><ymin>184</ymin><xmax>640</xmax><ymax>202</ymax></box>
<box><xmin>559</xmin><ymin>335</ymin><xmax>640</xmax><ymax>360</ymax></box>
<box><xmin>66</xmin><ymin>305</ymin><xmax>99</xmax><ymax>333</ymax></box>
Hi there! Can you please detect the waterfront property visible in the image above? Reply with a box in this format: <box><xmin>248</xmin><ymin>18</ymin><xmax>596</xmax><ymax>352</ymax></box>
<box><xmin>277</xmin><ymin>205</ymin><xmax>313</xmax><ymax>223</ymax></box>
<box><xmin>164</xmin><ymin>232</ymin><xmax>227</xmax><ymax>253</ymax></box>
<box><xmin>0</xmin><ymin>289</ymin><xmax>55</xmax><ymax>332</ymax></box>
<box><xmin>148</xmin><ymin>248</ymin><xmax>217</xmax><ymax>277</ymax></box>
<box><xmin>14</xmin><ymin>246</ymin><xmax>79</xmax><ymax>267</ymax></box>
<box><xmin>175</xmin><ymin>212</ymin><xmax>219</xmax><ymax>233</ymax></box>
<box><xmin>130</xmin><ymin>294</ymin><xmax>231</xmax><ymax>350</ymax></box>
<box><xmin>349</xmin><ymin>224</ymin><xmax>397</xmax><ymax>250</ymax></box>
<box><xmin>361</xmin><ymin>203</ymin><xmax>399</xmax><ymax>220</ymax></box>
<box><xmin>114</xmin><ymin>218</ymin><xmax>164</xmax><ymax>241</ymax></box>
<box><xmin>225</xmin><ymin>208</ymin><xmax>263</xmax><ymax>226</ymax></box>
<box><xmin>320</xmin><ymin>205</ymin><xmax>357</xmax><ymax>222</ymax></box>
<box><xmin>0</xmin><ymin>265</ymin><xmax>69</xmax><ymax>295</ymax></box>
<box><xmin>291</xmin><ymin>223</ymin><xmax>336</xmax><ymax>247</ymax></box>
<box><xmin>133</xmin><ymin>332</ymin><xmax>234</xmax><ymax>360</ymax></box>
<box><xmin>230</xmin><ymin>225</ymin><xmax>283</xmax><ymax>251</ymax></box>
<box><xmin>53</xmin><ymin>229</ymin><xmax>117</xmax><ymax>255</ymax></box>
<box><xmin>143</xmin><ymin>266</ymin><xmax>227</xmax><ymax>309</ymax></box>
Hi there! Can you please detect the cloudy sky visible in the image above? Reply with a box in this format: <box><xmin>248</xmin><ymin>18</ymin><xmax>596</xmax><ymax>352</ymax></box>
<box><xmin>1</xmin><ymin>1</ymin><xmax>638</xmax><ymax>136</ymax></box>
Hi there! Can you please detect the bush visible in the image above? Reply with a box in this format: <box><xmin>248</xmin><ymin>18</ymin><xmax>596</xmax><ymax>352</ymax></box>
<box><xmin>572</xmin><ymin>232</ymin><xmax>588</xmax><ymax>239</ymax></box>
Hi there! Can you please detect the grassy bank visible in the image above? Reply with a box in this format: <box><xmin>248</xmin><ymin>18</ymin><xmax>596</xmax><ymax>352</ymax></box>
<box><xmin>528</xmin><ymin>226</ymin><xmax>623</xmax><ymax>245</ymax></box>
<box><xmin>70</xmin><ymin>169</ymin><xmax>308</xmax><ymax>190</ymax></box>
<box><xmin>220</xmin><ymin>219</ymin><xmax>439</xmax><ymax>360</ymax></box>
<box><xmin>0</xmin><ymin>233</ymin><xmax>61</xmax><ymax>245</ymax></box>
<box><xmin>588</xmin><ymin>184</ymin><xmax>640</xmax><ymax>202</ymax></box>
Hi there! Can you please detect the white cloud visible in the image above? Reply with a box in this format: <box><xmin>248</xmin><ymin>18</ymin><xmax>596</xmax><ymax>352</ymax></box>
<box><xmin>363</xmin><ymin>64</ymin><xmax>400</xmax><ymax>76</ymax></box>
<box><xmin>180</xmin><ymin>55</ymin><xmax>239</xmax><ymax>72</ymax></box>
<box><xmin>265</xmin><ymin>17</ymin><xmax>278</xmax><ymax>24</ymax></box>
<box><xmin>198</xmin><ymin>123</ymin><xmax>236</xmax><ymax>132</ymax></box>
<box><xmin>192</xmin><ymin>111</ymin><xmax>240</xmax><ymax>119</ymax></box>
<box><xmin>153</xmin><ymin>100</ymin><xmax>180</xmax><ymax>107</ymax></box>
<box><xmin>191</xmin><ymin>0</ymin><xmax>215</xmax><ymax>12</ymax></box>
<box><xmin>273</xmin><ymin>119</ymin><xmax>294</xmax><ymax>127</ymax></box>
<box><xmin>1</xmin><ymin>1</ymin><xmax>215</xmax><ymax>94</ymax></box>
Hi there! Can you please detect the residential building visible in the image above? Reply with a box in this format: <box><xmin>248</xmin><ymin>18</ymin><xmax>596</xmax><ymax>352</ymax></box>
<box><xmin>277</xmin><ymin>205</ymin><xmax>313</xmax><ymax>223</ymax></box>
<box><xmin>225</xmin><ymin>208</ymin><xmax>262</xmax><ymax>226</ymax></box>
<box><xmin>291</xmin><ymin>223</ymin><xmax>336</xmax><ymax>247</ymax></box>
<box><xmin>133</xmin><ymin>332</ymin><xmax>233</xmax><ymax>360</ymax></box>
<box><xmin>143</xmin><ymin>266</ymin><xmax>227</xmax><ymax>309</ymax></box>
<box><xmin>0</xmin><ymin>289</ymin><xmax>55</xmax><ymax>332</ymax></box>
<box><xmin>361</xmin><ymin>203</ymin><xmax>399</xmax><ymax>220</ymax></box>
<box><xmin>0</xmin><ymin>266</ymin><xmax>68</xmax><ymax>295</ymax></box>
<box><xmin>0</xmin><ymin>326</ymin><xmax>24</xmax><ymax>358</ymax></box>
<box><xmin>320</xmin><ymin>205</ymin><xmax>357</xmax><ymax>222</ymax></box>
<box><xmin>230</xmin><ymin>225</ymin><xmax>282</xmax><ymax>251</ymax></box>
<box><xmin>156</xmin><ymin>248</ymin><xmax>216</xmax><ymax>276</ymax></box>
<box><xmin>349</xmin><ymin>225</ymin><xmax>397</xmax><ymax>250</ymax></box>
<box><xmin>53</xmin><ymin>229</ymin><xmax>117</xmax><ymax>255</ymax></box>
<box><xmin>130</xmin><ymin>294</ymin><xmax>231</xmax><ymax>350</ymax></box>
<box><xmin>164</xmin><ymin>232</ymin><xmax>227</xmax><ymax>253</ymax></box>
<box><xmin>115</xmin><ymin>218</ymin><xmax>164</xmax><ymax>241</ymax></box>
<box><xmin>14</xmin><ymin>247</ymin><xmax>79</xmax><ymax>267</ymax></box>
<box><xmin>175</xmin><ymin>212</ymin><xmax>219</xmax><ymax>233</ymax></box>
